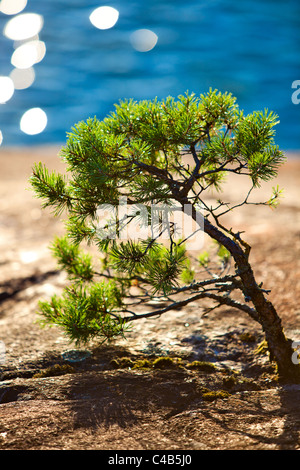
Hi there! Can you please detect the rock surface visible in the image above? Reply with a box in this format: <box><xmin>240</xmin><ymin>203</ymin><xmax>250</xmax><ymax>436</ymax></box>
<box><xmin>0</xmin><ymin>148</ymin><xmax>300</xmax><ymax>450</ymax></box>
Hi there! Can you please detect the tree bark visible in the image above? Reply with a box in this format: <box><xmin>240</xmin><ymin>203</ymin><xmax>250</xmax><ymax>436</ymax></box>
<box><xmin>192</xmin><ymin>207</ymin><xmax>300</xmax><ymax>381</ymax></box>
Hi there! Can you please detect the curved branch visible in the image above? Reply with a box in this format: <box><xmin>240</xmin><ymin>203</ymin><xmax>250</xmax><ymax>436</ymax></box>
<box><xmin>122</xmin><ymin>290</ymin><xmax>259</xmax><ymax>323</ymax></box>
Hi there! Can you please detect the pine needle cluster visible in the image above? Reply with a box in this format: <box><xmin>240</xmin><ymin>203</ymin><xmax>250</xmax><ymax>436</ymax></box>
<box><xmin>30</xmin><ymin>89</ymin><xmax>287</xmax><ymax>350</ymax></box>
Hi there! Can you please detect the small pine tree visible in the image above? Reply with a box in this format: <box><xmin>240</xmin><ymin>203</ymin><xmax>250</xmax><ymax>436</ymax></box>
<box><xmin>30</xmin><ymin>89</ymin><xmax>299</xmax><ymax>381</ymax></box>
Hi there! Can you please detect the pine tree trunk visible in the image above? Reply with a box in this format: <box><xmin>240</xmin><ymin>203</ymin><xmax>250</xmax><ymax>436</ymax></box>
<box><xmin>234</xmin><ymin>259</ymin><xmax>299</xmax><ymax>380</ymax></box>
<box><xmin>192</xmin><ymin>208</ymin><xmax>300</xmax><ymax>381</ymax></box>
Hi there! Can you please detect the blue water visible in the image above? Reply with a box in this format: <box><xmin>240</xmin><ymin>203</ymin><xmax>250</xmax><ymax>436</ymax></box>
<box><xmin>0</xmin><ymin>0</ymin><xmax>299</xmax><ymax>149</ymax></box>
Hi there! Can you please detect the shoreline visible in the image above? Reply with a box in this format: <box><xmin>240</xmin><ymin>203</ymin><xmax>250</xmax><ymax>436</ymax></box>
<box><xmin>0</xmin><ymin>145</ymin><xmax>299</xmax><ymax>159</ymax></box>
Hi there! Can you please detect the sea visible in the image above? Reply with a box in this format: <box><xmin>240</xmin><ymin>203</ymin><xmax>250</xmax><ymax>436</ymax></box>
<box><xmin>0</xmin><ymin>0</ymin><xmax>299</xmax><ymax>150</ymax></box>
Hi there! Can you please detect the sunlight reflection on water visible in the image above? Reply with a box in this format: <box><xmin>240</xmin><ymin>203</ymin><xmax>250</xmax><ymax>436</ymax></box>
<box><xmin>0</xmin><ymin>0</ymin><xmax>27</xmax><ymax>16</ymax></box>
<box><xmin>0</xmin><ymin>76</ymin><xmax>14</xmax><ymax>103</ymax></box>
<box><xmin>11</xmin><ymin>39</ymin><xmax>46</xmax><ymax>69</ymax></box>
<box><xmin>20</xmin><ymin>107</ymin><xmax>47</xmax><ymax>135</ymax></box>
<box><xmin>0</xmin><ymin>0</ymin><xmax>299</xmax><ymax>149</ymax></box>
<box><xmin>130</xmin><ymin>29</ymin><xmax>158</xmax><ymax>52</ymax></box>
<box><xmin>1</xmin><ymin>9</ymin><xmax>47</xmax><ymax>141</ymax></box>
<box><xmin>3</xmin><ymin>12</ymin><xmax>43</xmax><ymax>40</ymax></box>
<box><xmin>89</xmin><ymin>6</ymin><xmax>119</xmax><ymax>30</ymax></box>
<box><xmin>10</xmin><ymin>66</ymin><xmax>35</xmax><ymax>89</ymax></box>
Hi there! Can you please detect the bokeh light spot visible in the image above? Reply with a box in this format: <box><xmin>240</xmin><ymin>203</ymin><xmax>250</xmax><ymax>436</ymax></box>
<box><xmin>130</xmin><ymin>29</ymin><xmax>158</xmax><ymax>52</ymax></box>
<box><xmin>0</xmin><ymin>76</ymin><xmax>14</xmax><ymax>103</ymax></box>
<box><xmin>4</xmin><ymin>13</ymin><xmax>44</xmax><ymax>41</ymax></box>
<box><xmin>11</xmin><ymin>40</ymin><xmax>46</xmax><ymax>69</ymax></box>
<box><xmin>89</xmin><ymin>6</ymin><xmax>119</xmax><ymax>30</ymax></box>
<box><xmin>0</xmin><ymin>0</ymin><xmax>27</xmax><ymax>15</ymax></box>
<box><xmin>10</xmin><ymin>67</ymin><xmax>35</xmax><ymax>90</ymax></box>
<box><xmin>20</xmin><ymin>108</ymin><xmax>47</xmax><ymax>135</ymax></box>
<box><xmin>19</xmin><ymin>250</ymin><xmax>38</xmax><ymax>264</ymax></box>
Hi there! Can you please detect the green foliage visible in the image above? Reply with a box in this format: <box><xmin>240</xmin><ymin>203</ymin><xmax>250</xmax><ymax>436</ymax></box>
<box><xmin>109</xmin><ymin>240</ymin><xmax>152</xmax><ymax>274</ymax></box>
<box><xmin>38</xmin><ymin>280</ymin><xmax>126</xmax><ymax>345</ymax></box>
<box><xmin>216</xmin><ymin>243</ymin><xmax>230</xmax><ymax>264</ymax></box>
<box><xmin>30</xmin><ymin>89</ymin><xmax>285</xmax><ymax>218</ymax></box>
<box><xmin>108</xmin><ymin>240</ymin><xmax>188</xmax><ymax>294</ymax></box>
<box><xmin>30</xmin><ymin>163</ymin><xmax>72</xmax><ymax>216</ymax></box>
<box><xmin>30</xmin><ymin>89</ymin><xmax>286</xmax><ymax>347</ymax></box>
<box><xmin>198</xmin><ymin>251</ymin><xmax>210</xmax><ymax>267</ymax></box>
<box><xmin>145</xmin><ymin>245</ymin><xmax>187</xmax><ymax>294</ymax></box>
<box><xmin>180</xmin><ymin>258</ymin><xmax>195</xmax><ymax>284</ymax></box>
<box><xmin>234</xmin><ymin>110</ymin><xmax>285</xmax><ymax>186</ymax></box>
<box><xmin>51</xmin><ymin>236</ymin><xmax>94</xmax><ymax>281</ymax></box>
<box><xmin>267</xmin><ymin>185</ymin><xmax>284</xmax><ymax>209</ymax></box>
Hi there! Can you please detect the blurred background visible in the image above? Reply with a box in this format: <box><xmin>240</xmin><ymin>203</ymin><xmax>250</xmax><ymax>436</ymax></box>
<box><xmin>0</xmin><ymin>0</ymin><xmax>299</xmax><ymax>150</ymax></box>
